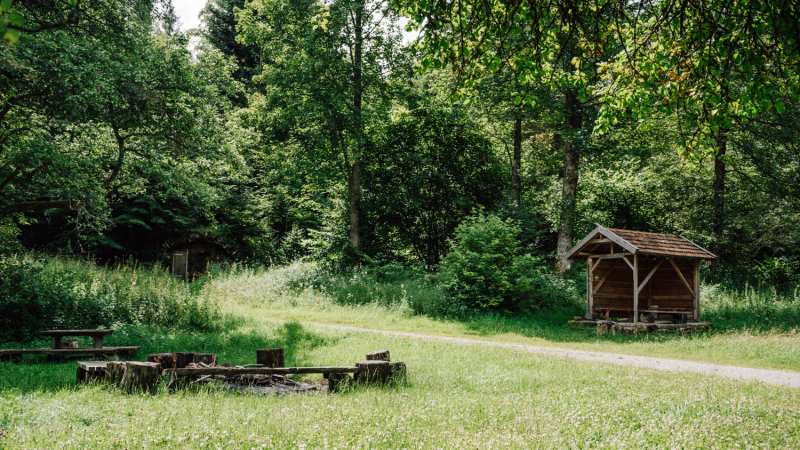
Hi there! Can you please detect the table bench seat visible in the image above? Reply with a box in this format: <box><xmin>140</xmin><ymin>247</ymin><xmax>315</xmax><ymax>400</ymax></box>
<box><xmin>39</xmin><ymin>329</ymin><xmax>114</xmax><ymax>349</ymax></box>
<box><xmin>0</xmin><ymin>346</ymin><xmax>141</xmax><ymax>362</ymax></box>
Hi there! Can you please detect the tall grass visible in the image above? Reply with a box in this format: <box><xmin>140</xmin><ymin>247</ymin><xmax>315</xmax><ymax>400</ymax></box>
<box><xmin>0</xmin><ymin>254</ymin><xmax>219</xmax><ymax>342</ymax></box>
<box><xmin>702</xmin><ymin>282</ymin><xmax>800</xmax><ymax>330</ymax></box>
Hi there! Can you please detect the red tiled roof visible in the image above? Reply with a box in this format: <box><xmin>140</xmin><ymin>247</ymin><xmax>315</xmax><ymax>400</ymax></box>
<box><xmin>606</xmin><ymin>228</ymin><xmax>716</xmax><ymax>260</ymax></box>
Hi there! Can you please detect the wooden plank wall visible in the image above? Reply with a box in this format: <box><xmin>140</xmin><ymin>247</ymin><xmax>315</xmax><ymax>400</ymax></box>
<box><xmin>592</xmin><ymin>256</ymin><xmax>694</xmax><ymax>314</ymax></box>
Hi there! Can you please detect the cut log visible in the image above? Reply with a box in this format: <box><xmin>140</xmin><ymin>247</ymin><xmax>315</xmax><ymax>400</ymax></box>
<box><xmin>327</xmin><ymin>373</ymin><xmax>351</xmax><ymax>393</ymax></box>
<box><xmin>366</xmin><ymin>350</ymin><xmax>390</xmax><ymax>361</ymax></box>
<box><xmin>163</xmin><ymin>366</ymin><xmax>358</xmax><ymax>377</ymax></box>
<box><xmin>62</xmin><ymin>339</ymin><xmax>79</xmax><ymax>348</ymax></box>
<box><xmin>193</xmin><ymin>353</ymin><xmax>218</xmax><ymax>366</ymax></box>
<box><xmin>147</xmin><ymin>353</ymin><xmax>176</xmax><ymax>369</ymax></box>
<box><xmin>106</xmin><ymin>361</ymin><xmax>127</xmax><ymax>384</ymax></box>
<box><xmin>256</xmin><ymin>348</ymin><xmax>284</xmax><ymax>368</ymax></box>
<box><xmin>355</xmin><ymin>360</ymin><xmax>391</xmax><ymax>384</ymax></box>
<box><xmin>173</xmin><ymin>352</ymin><xmax>195</xmax><ymax>369</ymax></box>
<box><xmin>120</xmin><ymin>362</ymin><xmax>161</xmax><ymax>392</ymax></box>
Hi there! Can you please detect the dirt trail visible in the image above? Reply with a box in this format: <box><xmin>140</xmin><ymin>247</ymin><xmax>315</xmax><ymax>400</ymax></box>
<box><xmin>305</xmin><ymin>322</ymin><xmax>800</xmax><ymax>388</ymax></box>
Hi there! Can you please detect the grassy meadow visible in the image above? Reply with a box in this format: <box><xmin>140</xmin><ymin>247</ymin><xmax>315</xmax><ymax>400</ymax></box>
<box><xmin>1</xmin><ymin>257</ymin><xmax>799</xmax><ymax>448</ymax></box>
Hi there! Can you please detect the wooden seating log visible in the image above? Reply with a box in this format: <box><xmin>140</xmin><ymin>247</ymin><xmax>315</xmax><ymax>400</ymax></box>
<box><xmin>106</xmin><ymin>361</ymin><xmax>127</xmax><ymax>384</ymax></box>
<box><xmin>173</xmin><ymin>352</ymin><xmax>195</xmax><ymax>369</ymax></box>
<box><xmin>256</xmin><ymin>348</ymin><xmax>284</xmax><ymax>368</ymax></box>
<box><xmin>162</xmin><ymin>366</ymin><xmax>358</xmax><ymax>377</ymax></box>
<box><xmin>62</xmin><ymin>339</ymin><xmax>79</xmax><ymax>348</ymax></box>
<box><xmin>120</xmin><ymin>362</ymin><xmax>161</xmax><ymax>392</ymax></box>
<box><xmin>366</xmin><ymin>350</ymin><xmax>390</xmax><ymax>361</ymax></box>
<box><xmin>147</xmin><ymin>353</ymin><xmax>176</xmax><ymax>369</ymax></box>
<box><xmin>355</xmin><ymin>360</ymin><xmax>391</xmax><ymax>384</ymax></box>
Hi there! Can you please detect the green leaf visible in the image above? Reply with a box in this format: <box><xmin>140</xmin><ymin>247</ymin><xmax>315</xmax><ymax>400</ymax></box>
<box><xmin>3</xmin><ymin>28</ymin><xmax>19</xmax><ymax>44</ymax></box>
<box><xmin>514</xmin><ymin>95</ymin><xmax>521</xmax><ymax>105</ymax></box>
<box><xmin>8</xmin><ymin>11</ymin><xmax>22</xmax><ymax>26</ymax></box>
<box><xmin>775</xmin><ymin>102</ymin><xmax>786</xmax><ymax>114</ymax></box>
<box><xmin>0</xmin><ymin>0</ymin><xmax>11</xmax><ymax>14</ymax></box>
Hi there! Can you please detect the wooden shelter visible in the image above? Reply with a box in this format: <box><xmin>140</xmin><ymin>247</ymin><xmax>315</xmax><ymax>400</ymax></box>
<box><xmin>566</xmin><ymin>225</ymin><xmax>716</xmax><ymax>322</ymax></box>
<box><xmin>164</xmin><ymin>232</ymin><xmax>229</xmax><ymax>280</ymax></box>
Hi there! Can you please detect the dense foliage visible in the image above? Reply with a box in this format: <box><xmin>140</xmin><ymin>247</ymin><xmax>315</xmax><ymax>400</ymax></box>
<box><xmin>1</xmin><ymin>0</ymin><xmax>799</xmax><ymax>318</ymax></box>
<box><xmin>0</xmin><ymin>255</ymin><xmax>218</xmax><ymax>342</ymax></box>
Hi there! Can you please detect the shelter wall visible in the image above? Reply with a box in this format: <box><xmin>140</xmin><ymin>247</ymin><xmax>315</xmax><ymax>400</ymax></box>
<box><xmin>591</xmin><ymin>255</ymin><xmax>695</xmax><ymax>315</ymax></box>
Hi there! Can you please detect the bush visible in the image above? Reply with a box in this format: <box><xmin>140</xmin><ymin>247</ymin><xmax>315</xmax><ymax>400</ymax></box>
<box><xmin>0</xmin><ymin>255</ymin><xmax>220</xmax><ymax>342</ymax></box>
<box><xmin>440</xmin><ymin>212</ymin><xmax>578</xmax><ymax>314</ymax></box>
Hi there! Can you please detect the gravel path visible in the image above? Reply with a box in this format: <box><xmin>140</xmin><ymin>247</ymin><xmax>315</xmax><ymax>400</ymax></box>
<box><xmin>307</xmin><ymin>322</ymin><xmax>800</xmax><ymax>388</ymax></box>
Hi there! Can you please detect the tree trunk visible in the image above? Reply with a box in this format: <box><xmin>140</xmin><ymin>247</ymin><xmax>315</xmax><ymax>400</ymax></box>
<box><xmin>106</xmin><ymin>361</ymin><xmax>127</xmax><ymax>384</ymax></box>
<box><xmin>512</xmin><ymin>117</ymin><xmax>522</xmax><ymax>215</ymax></box>
<box><xmin>712</xmin><ymin>130</ymin><xmax>727</xmax><ymax>258</ymax></box>
<box><xmin>556</xmin><ymin>90</ymin><xmax>582</xmax><ymax>274</ymax></box>
<box><xmin>348</xmin><ymin>2</ymin><xmax>364</xmax><ymax>253</ymax></box>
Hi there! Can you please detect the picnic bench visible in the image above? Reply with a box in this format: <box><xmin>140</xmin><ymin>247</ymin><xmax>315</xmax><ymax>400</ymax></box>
<box><xmin>0</xmin><ymin>329</ymin><xmax>141</xmax><ymax>362</ymax></box>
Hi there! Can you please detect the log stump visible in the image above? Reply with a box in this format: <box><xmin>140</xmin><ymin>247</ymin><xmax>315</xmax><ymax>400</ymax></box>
<box><xmin>327</xmin><ymin>373</ymin><xmax>351</xmax><ymax>393</ymax></box>
<box><xmin>366</xmin><ymin>350</ymin><xmax>390</xmax><ymax>361</ymax></box>
<box><xmin>355</xmin><ymin>360</ymin><xmax>391</xmax><ymax>384</ymax></box>
<box><xmin>120</xmin><ymin>362</ymin><xmax>161</xmax><ymax>392</ymax></box>
<box><xmin>173</xmin><ymin>352</ymin><xmax>196</xmax><ymax>369</ymax></box>
<box><xmin>61</xmin><ymin>339</ymin><xmax>79</xmax><ymax>348</ymax></box>
<box><xmin>106</xmin><ymin>361</ymin><xmax>127</xmax><ymax>384</ymax></box>
<box><xmin>193</xmin><ymin>353</ymin><xmax>218</xmax><ymax>366</ymax></box>
<box><xmin>256</xmin><ymin>349</ymin><xmax>284</xmax><ymax>368</ymax></box>
<box><xmin>147</xmin><ymin>353</ymin><xmax>176</xmax><ymax>369</ymax></box>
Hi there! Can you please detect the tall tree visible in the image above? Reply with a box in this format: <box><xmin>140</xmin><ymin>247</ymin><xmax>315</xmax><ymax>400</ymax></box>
<box><xmin>237</xmin><ymin>0</ymin><xmax>403</xmax><ymax>254</ymax></box>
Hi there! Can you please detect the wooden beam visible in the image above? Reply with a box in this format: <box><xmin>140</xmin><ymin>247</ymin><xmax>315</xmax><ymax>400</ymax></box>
<box><xmin>599</xmin><ymin>252</ymin><xmax>633</xmax><ymax>260</ymax></box>
<box><xmin>633</xmin><ymin>254</ymin><xmax>639</xmax><ymax>322</ymax></box>
<box><xmin>586</xmin><ymin>257</ymin><xmax>592</xmax><ymax>319</ymax></box>
<box><xmin>622</xmin><ymin>256</ymin><xmax>635</xmax><ymax>271</ymax></box>
<box><xmin>668</xmin><ymin>258</ymin><xmax>695</xmax><ymax>297</ymax></box>
<box><xmin>636</xmin><ymin>259</ymin><xmax>664</xmax><ymax>294</ymax></box>
<box><xmin>592</xmin><ymin>259</ymin><xmax>619</xmax><ymax>296</ymax></box>
<box><xmin>162</xmin><ymin>366</ymin><xmax>359</xmax><ymax>377</ymax></box>
<box><xmin>591</xmin><ymin>258</ymin><xmax>602</xmax><ymax>272</ymax></box>
<box><xmin>694</xmin><ymin>259</ymin><xmax>700</xmax><ymax>320</ymax></box>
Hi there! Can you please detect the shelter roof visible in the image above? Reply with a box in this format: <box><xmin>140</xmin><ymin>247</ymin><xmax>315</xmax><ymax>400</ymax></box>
<box><xmin>566</xmin><ymin>224</ymin><xmax>716</xmax><ymax>260</ymax></box>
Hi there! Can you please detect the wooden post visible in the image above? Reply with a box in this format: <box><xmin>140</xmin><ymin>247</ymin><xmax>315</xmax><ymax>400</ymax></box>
<box><xmin>51</xmin><ymin>337</ymin><xmax>61</xmax><ymax>349</ymax></box>
<box><xmin>633</xmin><ymin>253</ymin><xmax>639</xmax><ymax>323</ymax></box>
<box><xmin>92</xmin><ymin>335</ymin><xmax>103</xmax><ymax>349</ymax></box>
<box><xmin>586</xmin><ymin>258</ymin><xmax>592</xmax><ymax>319</ymax></box>
<box><xmin>256</xmin><ymin>349</ymin><xmax>284</xmax><ymax>368</ymax></box>
<box><xmin>694</xmin><ymin>259</ymin><xmax>700</xmax><ymax>320</ymax></box>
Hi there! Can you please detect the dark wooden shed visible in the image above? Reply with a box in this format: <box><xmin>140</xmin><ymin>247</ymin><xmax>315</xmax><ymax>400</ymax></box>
<box><xmin>566</xmin><ymin>224</ymin><xmax>716</xmax><ymax>322</ymax></box>
<box><xmin>165</xmin><ymin>233</ymin><xmax>229</xmax><ymax>280</ymax></box>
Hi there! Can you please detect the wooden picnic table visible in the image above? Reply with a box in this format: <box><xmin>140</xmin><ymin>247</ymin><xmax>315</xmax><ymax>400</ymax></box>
<box><xmin>1</xmin><ymin>329</ymin><xmax>139</xmax><ymax>363</ymax></box>
<box><xmin>40</xmin><ymin>329</ymin><xmax>114</xmax><ymax>349</ymax></box>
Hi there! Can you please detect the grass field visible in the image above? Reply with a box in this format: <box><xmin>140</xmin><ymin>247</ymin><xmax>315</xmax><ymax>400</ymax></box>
<box><xmin>2</xmin><ymin>318</ymin><xmax>800</xmax><ymax>449</ymax></box>
<box><xmin>1</xmin><ymin>260</ymin><xmax>799</xmax><ymax>448</ymax></box>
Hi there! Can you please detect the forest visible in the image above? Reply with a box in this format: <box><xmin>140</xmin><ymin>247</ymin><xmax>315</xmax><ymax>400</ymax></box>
<box><xmin>1</xmin><ymin>0</ymin><xmax>800</xmax><ymax>316</ymax></box>
<box><xmin>2</xmin><ymin>2</ymin><xmax>800</xmax><ymax>448</ymax></box>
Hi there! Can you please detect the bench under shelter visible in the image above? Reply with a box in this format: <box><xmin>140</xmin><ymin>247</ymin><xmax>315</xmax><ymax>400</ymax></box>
<box><xmin>566</xmin><ymin>224</ymin><xmax>717</xmax><ymax>323</ymax></box>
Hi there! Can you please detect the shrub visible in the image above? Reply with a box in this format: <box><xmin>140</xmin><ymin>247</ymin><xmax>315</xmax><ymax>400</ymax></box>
<box><xmin>0</xmin><ymin>255</ymin><xmax>219</xmax><ymax>342</ymax></box>
<box><xmin>440</xmin><ymin>212</ymin><xmax>578</xmax><ymax>314</ymax></box>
